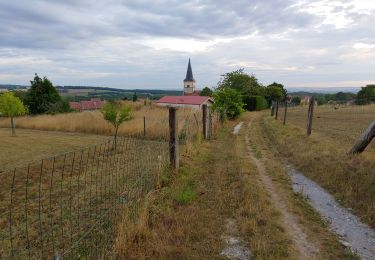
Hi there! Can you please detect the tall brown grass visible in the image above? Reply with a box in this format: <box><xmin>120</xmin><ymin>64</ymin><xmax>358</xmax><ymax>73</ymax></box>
<box><xmin>0</xmin><ymin>101</ymin><xmax>202</xmax><ymax>140</ymax></box>
<box><xmin>262</xmin><ymin>113</ymin><xmax>375</xmax><ymax>228</ymax></box>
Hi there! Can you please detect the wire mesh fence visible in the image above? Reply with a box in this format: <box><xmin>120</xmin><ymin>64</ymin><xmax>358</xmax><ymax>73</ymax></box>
<box><xmin>0</xmin><ymin>136</ymin><xmax>169</xmax><ymax>259</ymax></box>
<box><xmin>0</xmin><ymin>106</ymin><xmax>219</xmax><ymax>259</ymax></box>
<box><xmin>276</xmin><ymin>100</ymin><xmax>375</xmax><ymax>152</ymax></box>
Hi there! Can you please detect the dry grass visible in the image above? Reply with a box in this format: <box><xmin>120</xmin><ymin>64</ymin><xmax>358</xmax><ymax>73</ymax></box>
<box><xmin>246</xmin><ymin>112</ymin><xmax>358</xmax><ymax>259</ymax></box>
<box><xmin>0</xmin><ymin>101</ymin><xmax>203</xmax><ymax>139</ymax></box>
<box><xmin>0</xmin><ymin>136</ymin><xmax>168</xmax><ymax>259</ymax></box>
<box><xmin>0</xmin><ymin>128</ymin><xmax>109</xmax><ymax>171</ymax></box>
<box><xmin>262</xmin><ymin>112</ymin><xmax>375</xmax><ymax>228</ymax></box>
<box><xmin>114</xmin><ymin>121</ymin><xmax>296</xmax><ymax>259</ymax></box>
<box><xmin>279</xmin><ymin>104</ymin><xmax>375</xmax><ymax>152</ymax></box>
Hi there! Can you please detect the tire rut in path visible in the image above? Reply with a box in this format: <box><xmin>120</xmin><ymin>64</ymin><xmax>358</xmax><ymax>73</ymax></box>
<box><xmin>245</xmin><ymin>121</ymin><xmax>319</xmax><ymax>260</ymax></box>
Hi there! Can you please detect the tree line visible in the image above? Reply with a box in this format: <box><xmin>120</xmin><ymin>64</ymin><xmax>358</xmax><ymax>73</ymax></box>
<box><xmin>200</xmin><ymin>69</ymin><xmax>287</xmax><ymax>119</ymax></box>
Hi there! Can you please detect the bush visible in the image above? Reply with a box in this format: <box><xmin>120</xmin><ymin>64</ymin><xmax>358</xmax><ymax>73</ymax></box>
<box><xmin>243</xmin><ymin>95</ymin><xmax>269</xmax><ymax>111</ymax></box>
<box><xmin>213</xmin><ymin>88</ymin><xmax>244</xmax><ymax>120</ymax></box>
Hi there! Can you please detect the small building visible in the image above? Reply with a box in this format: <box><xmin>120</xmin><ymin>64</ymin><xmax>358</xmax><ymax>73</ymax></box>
<box><xmin>156</xmin><ymin>96</ymin><xmax>213</xmax><ymax>109</ymax></box>
<box><xmin>69</xmin><ymin>98</ymin><xmax>104</xmax><ymax>111</ymax></box>
<box><xmin>156</xmin><ymin>59</ymin><xmax>212</xmax><ymax>109</ymax></box>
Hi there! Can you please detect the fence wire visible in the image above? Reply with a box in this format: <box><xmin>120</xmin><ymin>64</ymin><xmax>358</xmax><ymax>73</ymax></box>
<box><xmin>0</xmin><ymin>106</ymin><xmax>218</xmax><ymax>259</ymax></box>
<box><xmin>276</xmin><ymin>101</ymin><xmax>375</xmax><ymax>152</ymax></box>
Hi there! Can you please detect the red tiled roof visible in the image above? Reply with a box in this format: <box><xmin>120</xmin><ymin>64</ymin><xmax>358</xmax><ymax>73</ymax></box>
<box><xmin>69</xmin><ymin>99</ymin><xmax>105</xmax><ymax>111</ymax></box>
<box><xmin>156</xmin><ymin>96</ymin><xmax>213</xmax><ymax>105</ymax></box>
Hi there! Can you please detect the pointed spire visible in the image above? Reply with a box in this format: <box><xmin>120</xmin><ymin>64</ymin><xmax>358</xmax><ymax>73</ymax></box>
<box><xmin>184</xmin><ymin>58</ymin><xmax>195</xmax><ymax>82</ymax></box>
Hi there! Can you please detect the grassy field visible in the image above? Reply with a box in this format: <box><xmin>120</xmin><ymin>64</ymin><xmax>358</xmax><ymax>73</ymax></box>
<box><xmin>0</xmin><ymin>101</ymin><xmax>203</xmax><ymax>140</ymax></box>
<box><xmin>0</xmin><ymin>128</ymin><xmax>109</xmax><ymax>171</ymax></box>
<box><xmin>0</xmin><ymin>134</ymin><xmax>168</xmax><ymax>259</ymax></box>
<box><xmin>263</xmin><ymin>110</ymin><xmax>375</xmax><ymax>228</ymax></box>
<box><xmin>114</xmin><ymin>117</ymin><xmax>353</xmax><ymax>259</ymax></box>
<box><xmin>279</xmin><ymin>103</ymin><xmax>375</xmax><ymax>152</ymax></box>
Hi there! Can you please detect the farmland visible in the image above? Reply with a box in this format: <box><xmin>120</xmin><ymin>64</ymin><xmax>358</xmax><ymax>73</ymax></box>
<box><xmin>0</xmin><ymin>128</ymin><xmax>109</xmax><ymax>171</ymax></box>
<box><xmin>264</xmin><ymin>103</ymin><xmax>375</xmax><ymax>228</ymax></box>
<box><xmin>0</xmin><ymin>102</ymin><xmax>374</xmax><ymax>258</ymax></box>
<box><xmin>0</xmin><ymin>102</ymin><xmax>202</xmax><ymax>140</ymax></box>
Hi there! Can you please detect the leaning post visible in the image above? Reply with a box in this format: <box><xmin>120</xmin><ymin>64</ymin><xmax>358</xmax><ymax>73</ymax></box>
<box><xmin>349</xmin><ymin>120</ymin><xmax>375</xmax><ymax>154</ymax></box>
<box><xmin>283</xmin><ymin>101</ymin><xmax>288</xmax><ymax>125</ymax></box>
<box><xmin>307</xmin><ymin>96</ymin><xmax>315</xmax><ymax>136</ymax></box>
<box><xmin>202</xmin><ymin>104</ymin><xmax>208</xmax><ymax>139</ymax></box>
<box><xmin>169</xmin><ymin>107</ymin><xmax>179</xmax><ymax>169</ymax></box>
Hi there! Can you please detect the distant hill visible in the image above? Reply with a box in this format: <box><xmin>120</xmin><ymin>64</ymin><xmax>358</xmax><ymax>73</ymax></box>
<box><xmin>287</xmin><ymin>87</ymin><xmax>360</xmax><ymax>94</ymax></box>
<box><xmin>0</xmin><ymin>84</ymin><xmax>183</xmax><ymax>100</ymax></box>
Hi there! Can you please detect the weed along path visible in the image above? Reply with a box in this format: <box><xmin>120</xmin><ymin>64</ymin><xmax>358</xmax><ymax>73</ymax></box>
<box><xmin>245</xmin><ymin>121</ymin><xmax>319</xmax><ymax>259</ymax></box>
<box><xmin>288</xmin><ymin>165</ymin><xmax>375</xmax><ymax>259</ymax></box>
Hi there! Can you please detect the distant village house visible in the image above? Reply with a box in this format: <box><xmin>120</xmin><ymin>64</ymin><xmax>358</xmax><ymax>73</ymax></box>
<box><xmin>69</xmin><ymin>98</ymin><xmax>104</xmax><ymax>111</ymax></box>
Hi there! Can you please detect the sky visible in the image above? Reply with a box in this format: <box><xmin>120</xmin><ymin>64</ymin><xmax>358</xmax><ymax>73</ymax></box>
<box><xmin>0</xmin><ymin>0</ymin><xmax>374</xmax><ymax>90</ymax></box>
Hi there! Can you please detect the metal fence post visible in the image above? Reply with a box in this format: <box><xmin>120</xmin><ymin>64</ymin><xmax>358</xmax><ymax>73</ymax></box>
<box><xmin>169</xmin><ymin>107</ymin><xmax>179</xmax><ymax>169</ymax></box>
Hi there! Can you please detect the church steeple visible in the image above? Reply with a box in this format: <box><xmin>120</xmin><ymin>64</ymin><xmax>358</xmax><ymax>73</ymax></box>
<box><xmin>184</xmin><ymin>58</ymin><xmax>195</xmax><ymax>82</ymax></box>
<box><xmin>183</xmin><ymin>58</ymin><xmax>196</xmax><ymax>95</ymax></box>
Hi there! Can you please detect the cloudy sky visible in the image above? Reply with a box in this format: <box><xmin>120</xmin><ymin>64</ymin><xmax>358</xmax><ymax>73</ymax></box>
<box><xmin>0</xmin><ymin>0</ymin><xmax>374</xmax><ymax>90</ymax></box>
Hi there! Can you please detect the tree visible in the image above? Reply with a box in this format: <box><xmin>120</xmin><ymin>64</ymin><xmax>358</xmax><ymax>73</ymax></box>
<box><xmin>132</xmin><ymin>92</ymin><xmax>138</xmax><ymax>102</ymax></box>
<box><xmin>0</xmin><ymin>92</ymin><xmax>27</xmax><ymax>136</ymax></box>
<box><xmin>200</xmin><ymin>86</ymin><xmax>213</xmax><ymax>97</ymax></box>
<box><xmin>265</xmin><ymin>82</ymin><xmax>287</xmax><ymax>105</ymax></box>
<box><xmin>212</xmin><ymin>88</ymin><xmax>244</xmax><ymax>120</ymax></box>
<box><xmin>25</xmin><ymin>74</ymin><xmax>62</xmax><ymax>114</ymax></box>
<box><xmin>101</xmin><ymin>102</ymin><xmax>132</xmax><ymax>149</ymax></box>
<box><xmin>265</xmin><ymin>86</ymin><xmax>284</xmax><ymax>106</ymax></box>
<box><xmin>217</xmin><ymin>69</ymin><xmax>264</xmax><ymax>96</ymax></box>
<box><xmin>291</xmin><ymin>96</ymin><xmax>301</xmax><ymax>106</ymax></box>
<box><xmin>356</xmin><ymin>85</ymin><xmax>375</xmax><ymax>105</ymax></box>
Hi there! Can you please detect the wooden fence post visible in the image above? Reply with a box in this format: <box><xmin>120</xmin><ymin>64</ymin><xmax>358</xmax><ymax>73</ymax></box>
<box><xmin>283</xmin><ymin>101</ymin><xmax>288</xmax><ymax>125</ymax></box>
<box><xmin>307</xmin><ymin>96</ymin><xmax>315</xmax><ymax>136</ymax></box>
<box><xmin>349</xmin><ymin>120</ymin><xmax>375</xmax><ymax>154</ymax></box>
<box><xmin>275</xmin><ymin>101</ymin><xmax>279</xmax><ymax>120</ymax></box>
<box><xmin>202</xmin><ymin>104</ymin><xmax>208</xmax><ymax>139</ymax></box>
<box><xmin>271</xmin><ymin>101</ymin><xmax>275</xmax><ymax>116</ymax></box>
<box><xmin>208</xmin><ymin>106</ymin><xmax>212</xmax><ymax>139</ymax></box>
<box><xmin>169</xmin><ymin>107</ymin><xmax>179</xmax><ymax>169</ymax></box>
<box><xmin>143</xmin><ymin>116</ymin><xmax>146</xmax><ymax>137</ymax></box>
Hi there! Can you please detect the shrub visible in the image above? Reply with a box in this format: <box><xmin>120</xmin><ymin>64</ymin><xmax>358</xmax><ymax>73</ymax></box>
<box><xmin>213</xmin><ymin>88</ymin><xmax>244</xmax><ymax>120</ymax></box>
<box><xmin>243</xmin><ymin>95</ymin><xmax>269</xmax><ymax>111</ymax></box>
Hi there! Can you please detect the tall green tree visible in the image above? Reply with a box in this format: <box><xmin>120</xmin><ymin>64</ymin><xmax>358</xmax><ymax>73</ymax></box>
<box><xmin>200</xmin><ymin>86</ymin><xmax>213</xmax><ymax>97</ymax></box>
<box><xmin>356</xmin><ymin>85</ymin><xmax>375</xmax><ymax>105</ymax></box>
<box><xmin>25</xmin><ymin>74</ymin><xmax>62</xmax><ymax>114</ymax></box>
<box><xmin>265</xmin><ymin>82</ymin><xmax>287</xmax><ymax>104</ymax></box>
<box><xmin>217</xmin><ymin>69</ymin><xmax>264</xmax><ymax>96</ymax></box>
<box><xmin>213</xmin><ymin>88</ymin><xmax>244</xmax><ymax>120</ymax></box>
<box><xmin>132</xmin><ymin>92</ymin><xmax>138</xmax><ymax>102</ymax></box>
<box><xmin>101</xmin><ymin>102</ymin><xmax>132</xmax><ymax>149</ymax></box>
<box><xmin>0</xmin><ymin>92</ymin><xmax>27</xmax><ymax>136</ymax></box>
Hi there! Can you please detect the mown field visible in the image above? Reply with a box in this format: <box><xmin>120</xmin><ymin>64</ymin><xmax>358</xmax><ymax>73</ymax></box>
<box><xmin>0</xmin><ymin>128</ymin><xmax>109</xmax><ymax>171</ymax></box>
<box><xmin>263</xmin><ymin>104</ymin><xmax>375</xmax><ymax>228</ymax></box>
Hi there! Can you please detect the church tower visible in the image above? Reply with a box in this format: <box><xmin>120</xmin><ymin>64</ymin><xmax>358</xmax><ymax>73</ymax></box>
<box><xmin>183</xmin><ymin>58</ymin><xmax>196</xmax><ymax>95</ymax></box>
